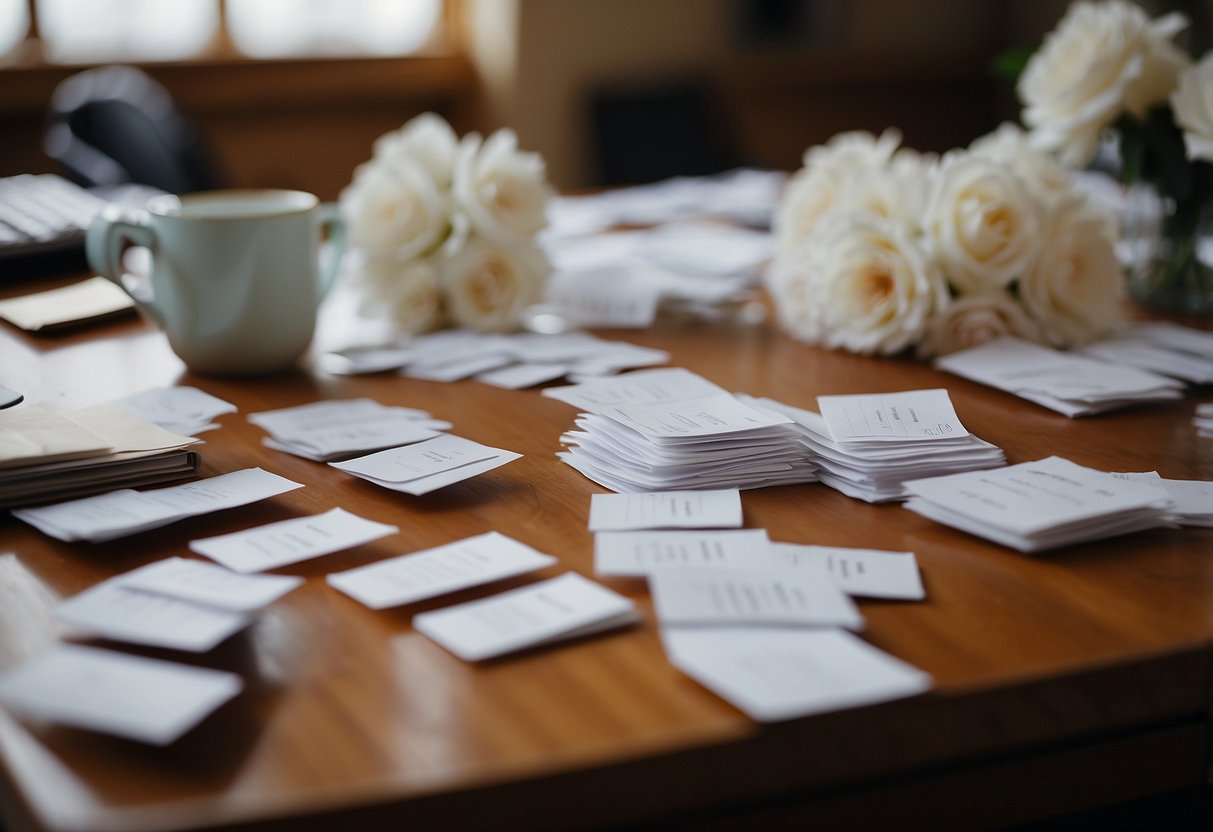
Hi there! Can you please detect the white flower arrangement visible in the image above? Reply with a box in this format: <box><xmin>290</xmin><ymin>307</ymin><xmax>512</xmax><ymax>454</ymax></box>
<box><xmin>768</xmin><ymin>127</ymin><xmax>1123</xmax><ymax>356</ymax></box>
<box><xmin>340</xmin><ymin>113</ymin><xmax>555</xmax><ymax>333</ymax></box>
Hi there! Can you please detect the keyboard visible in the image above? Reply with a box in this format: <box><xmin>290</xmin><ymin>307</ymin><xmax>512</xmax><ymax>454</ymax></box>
<box><xmin>0</xmin><ymin>174</ymin><xmax>108</xmax><ymax>260</ymax></box>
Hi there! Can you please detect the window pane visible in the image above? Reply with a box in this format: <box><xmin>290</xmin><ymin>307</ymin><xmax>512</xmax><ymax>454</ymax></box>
<box><xmin>0</xmin><ymin>0</ymin><xmax>28</xmax><ymax>61</ymax></box>
<box><xmin>38</xmin><ymin>0</ymin><xmax>217</xmax><ymax>63</ymax></box>
<box><xmin>227</xmin><ymin>0</ymin><xmax>442</xmax><ymax>59</ymax></box>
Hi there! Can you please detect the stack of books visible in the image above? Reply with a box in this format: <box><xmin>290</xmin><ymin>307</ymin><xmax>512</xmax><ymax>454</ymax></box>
<box><xmin>742</xmin><ymin>389</ymin><xmax>1004</xmax><ymax>502</ymax></box>
<box><xmin>0</xmin><ymin>404</ymin><xmax>200</xmax><ymax>508</ymax></box>
<box><xmin>546</xmin><ymin>369</ymin><xmax>817</xmax><ymax>492</ymax></box>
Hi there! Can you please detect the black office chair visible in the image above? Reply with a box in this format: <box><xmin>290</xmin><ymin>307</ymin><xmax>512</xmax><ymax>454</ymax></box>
<box><xmin>590</xmin><ymin>78</ymin><xmax>742</xmax><ymax>186</ymax></box>
<box><xmin>43</xmin><ymin>65</ymin><xmax>224</xmax><ymax>194</ymax></box>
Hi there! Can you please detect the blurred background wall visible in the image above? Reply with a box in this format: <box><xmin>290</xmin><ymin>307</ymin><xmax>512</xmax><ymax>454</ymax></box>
<box><xmin>0</xmin><ymin>0</ymin><xmax>1177</xmax><ymax>198</ymax></box>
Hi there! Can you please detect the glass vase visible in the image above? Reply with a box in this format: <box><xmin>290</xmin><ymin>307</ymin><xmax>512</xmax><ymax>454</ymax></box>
<box><xmin>1121</xmin><ymin>181</ymin><xmax>1213</xmax><ymax>315</ymax></box>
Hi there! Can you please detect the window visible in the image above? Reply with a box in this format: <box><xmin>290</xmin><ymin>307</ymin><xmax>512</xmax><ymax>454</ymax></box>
<box><xmin>0</xmin><ymin>0</ymin><xmax>445</xmax><ymax>65</ymax></box>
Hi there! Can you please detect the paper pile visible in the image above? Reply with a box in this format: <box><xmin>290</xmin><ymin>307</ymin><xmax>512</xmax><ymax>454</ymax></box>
<box><xmin>903</xmin><ymin>456</ymin><xmax>1175</xmax><ymax>552</ymax></box>
<box><xmin>56</xmin><ymin>556</ymin><xmax>303</xmax><ymax>652</ymax></box>
<box><xmin>321</xmin><ymin>330</ymin><xmax>668</xmax><ymax>388</ymax></box>
<box><xmin>935</xmin><ymin>337</ymin><xmax>1183</xmax><ymax>416</ymax></box>
<box><xmin>12</xmin><ymin>468</ymin><xmax>302</xmax><ymax>542</ymax></box>
<box><xmin>546</xmin><ymin>368</ymin><xmax>817</xmax><ymax>492</ymax></box>
<box><xmin>250</xmin><ymin>398</ymin><xmax>450</xmax><ymax>461</ymax></box>
<box><xmin>584</xmin><ymin>492</ymin><xmax>930</xmax><ymax>721</ymax></box>
<box><xmin>742</xmin><ymin>389</ymin><xmax>1005</xmax><ymax>503</ymax></box>
<box><xmin>1080</xmin><ymin>323</ymin><xmax>1213</xmax><ymax>385</ymax></box>
<box><xmin>0</xmin><ymin>404</ymin><xmax>200</xmax><ymax>508</ymax></box>
<box><xmin>112</xmin><ymin>386</ymin><xmax>237</xmax><ymax>436</ymax></box>
<box><xmin>1112</xmin><ymin>472</ymin><xmax>1213</xmax><ymax>528</ymax></box>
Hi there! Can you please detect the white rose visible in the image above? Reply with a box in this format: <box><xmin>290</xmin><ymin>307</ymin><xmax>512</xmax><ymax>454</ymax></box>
<box><xmin>372</xmin><ymin>112</ymin><xmax>459</xmax><ymax>189</ymax></box>
<box><xmin>773</xmin><ymin>164</ymin><xmax>842</xmax><ymax>254</ymax></box>
<box><xmin>1172</xmin><ymin>53</ymin><xmax>1213</xmax><ymax>163</ymax></box>
<box><xmin>925</xmin><ymin>152</ymin><xmax>1043</xmax><ymax>293</ymax></box>
<box><xmin>453</xmin><ymin>129</ymin><xmax>554</xmax><ymax>244</ymax></box>
<box><xmin>834</xmin><ymin>161</ymin><xmax>927</xmax><ymax>230</ymax></box>
<box><xmin>1019</xmin><ymin>196</ymin><xmax>1124</xmax><ymax>347</ymax></box>
<box><xmin>1018</xmin><ymin>0</ymin><xmax>1189</xmax><ymax>167</ymax></box>
<box><xmin>969</xmin><ymin>123</ymin><xmax>1072</xmax><ymax>201</ymax></box>
<box><xmin>440</xmin><ymin>235</ymin><xmax>550</xmax><ymax>332</ymax></box>
<box><xmin>917</xmin><ymin>292</ymin><xmax>1042</xmax><ymax>358</ymax></box>
<box><xmin>355</xmin><ymin>256</ymin><xmax>446</xmax><ymax>335</ymax></box>
<box><xmin>769</xmin><ymin>212</ymin><xmax>948</xmax><ymax>356</ymax></box>
<box><xmin>340</xmin><ymin>157</ymin><xmax>448</xmax><ymax>261</ymax></box>
<box><xmin>802</xmin><ymin>128</ymin><xmax>902</xmax><ymax>176</ymax></box>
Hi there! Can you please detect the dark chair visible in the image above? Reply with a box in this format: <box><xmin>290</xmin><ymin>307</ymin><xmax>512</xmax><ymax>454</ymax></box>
<box><xmin>590</xmin><ymin>78</ymin><xmax>742</xmax><ymax>187</ymax></box>
<box><xmin>43</xmin><ymin>65</ymin><xmax>224</xmax><ymax>194</ymax></box>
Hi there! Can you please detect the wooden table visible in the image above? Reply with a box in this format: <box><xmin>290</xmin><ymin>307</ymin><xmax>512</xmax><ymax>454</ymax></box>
<box><xmin>1</xmin><ymin>272</ymin><xmax>1212</xmax><ymax>832</ymax></box>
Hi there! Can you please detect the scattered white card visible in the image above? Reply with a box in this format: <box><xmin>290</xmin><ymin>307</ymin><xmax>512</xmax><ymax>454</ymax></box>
<box><xmin>772</xmin><ymin>543</ymin><xmax>926</xmax><ymax>600</ymax></box>
<box><xmin>327</xmin><ymin>531</ymin><xmax>556</xmax><ymax>609</ymax></box>
<box><xmin>112</xmin><ymin>387</ymin><xmax>236</xmax><ymax>437</ymax></box>
<box><xmin>543</xmin><ymin>367</ymin><xmax>724</xmax><ymax>411</ymax></box>
<box><xmin>250</xmin><ymin>398</ymin><xmax>444</xmax><ymax>461</ymax></box>
<box><xmin>589</xmin><ymin>489</ymin><xmax>743</xmax><ymax>531</ymax></box>
<box><xmin>648</xmin><ymin>566</ymin><xmax>864</xmax><ymax>629</ymax></box>
<box><xmin>120</xmin><ymin>556</ymin><xmax>303</xmax><ymax>610</ymax></box>
<box><xmin>189</xmin><ymin>507</ymin><xmax>398</xmax><ymax>573</ymax></box>
<box><xmin>12</xmin><ymin>468</ymin><xmax>304</xmax><ymax>543</ymax></box>
<box><xmin>594</xmin><ymin>529</ymin><xmax>773</xmax><ymax>576</ymax></box>
<box><xmin>413</xmin><ymin>572</ymin><xmax>640</xmax><ymax>661</ymax></box>
<box><xmin>661</xmin><ymin>627</ymin><xmax>931</xmax><ymax>722</ymax></box>
<box><xmin>0</xmin><ymin>644</ymin><xmax>241</xmax><ymax>744</ymax></box>
<box><xmin>331</xmin><ymin>434</ymin><xmax>522</xmax><ymax>496</ymax></box>
<box><xmin>0</xmin><ymin>276</ymin><xmax>134</xmax><ymax>331</ymax></box>
<box><xmin>56</xmin><ymin>582</ymin><xmax>252</xmax><ymax>652</ymax></box>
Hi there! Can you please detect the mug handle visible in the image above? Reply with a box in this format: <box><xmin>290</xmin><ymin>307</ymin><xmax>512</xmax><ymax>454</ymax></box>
<box><xmin>318</xmin><ymin>202</ymin><xmax>346</xmax><ymax>298</ymax></box>
<box><xmin>85</xmin><ymin>205</ymin><xmax>164</xmax><ymax>326</ymax></box>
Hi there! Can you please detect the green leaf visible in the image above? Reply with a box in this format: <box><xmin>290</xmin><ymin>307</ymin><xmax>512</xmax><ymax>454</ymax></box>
<box><xmin>1117</xmin><ymin>115</ymin><xmax>1145</xmax><ymax>183</ymax></box>
<box><xmin>1142</xmin><ymin>105</ymin><xmax>1192</xmax><ymax>204</ymax></box>
<box><xmin>990</xmin><ymin>46</ymin><xmax>1035</xmax><ymax>84</ymax></box>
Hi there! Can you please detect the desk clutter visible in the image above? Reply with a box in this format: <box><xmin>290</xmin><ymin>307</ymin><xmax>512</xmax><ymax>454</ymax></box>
<box><xmin>2</xmin><ymin>331</ymin><xmax>1211</xmax><ymax>745</ymax></box>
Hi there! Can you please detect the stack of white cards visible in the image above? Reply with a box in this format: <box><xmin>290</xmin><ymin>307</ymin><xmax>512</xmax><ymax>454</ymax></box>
<box><xmin>55</xmin><ymin>556</ymin><xmax>303</xmax><ymax>652</ymax></box>
<box><xmin>330</xmin><ymin>433</ymin><xmax>522</xmax><ymax>496</ymax></box>
<box><xmin>412</xmin><ymin>573</ymin><xmax>641</xmax><ymax>661</ymax></box>
<box><xmin>321</xmin><ymin>330</ymin><xmax>669</xmax><ymax>389</ymax></box>
<box><xmin>12</xmin><ymin>468</ymin><xmax>303</xmax><ymax>543</ymax></box>
<box><xmin>742</xmin><ymin>389</ymin><xmax>1004</xmax><ymax>503</ymax></box>
<box><xmin>586</xmin><ymin>495</ymin><xmax>931</xmax><ymax>721</ymax></box>
<box><xmin>1196</xmin><ymin>403</ymin><xmax>1213</xmax><ymax>438</ymax></box>
<box><xmin>903</xmin><ymin>456</ymin><xmax>1176</xmax><ymax>552</ymax></box>
<box><xmin>1112</xmin><ymin>472</ymin><xmax>1213</xmax><ymax>528</ymax></box>
<box><xmin>1080</xmin><ymin>323</ymin><xmax>1213</xmax><ymax>385</ymax></box>
<box><xmin>249</xmin><ymin>398</ymin><xmax>451</xmax><ymax>461</ymax></box>
<box><xmin>191</xmin><ymin>507</ymin><xmax>398</xmax><ymax>572</ymax></box>
<box><xmin>0</xmin><ymin>644</ymin><xmax>242</xmax><ymax>745</ymax></box>
<box><xmin>112</xmin><ymin>386</ymin><xmax>237</xmax><ymax>436</ymax></box>
<box><xmin>935</xmin><ymin>336</ymin><xmax>1183</xmax><ymax>417</ymax></box>
<box><xmin>547</xmin><ymin>368</ymin><xmax>817</xmax><ymax>492</ymax></box>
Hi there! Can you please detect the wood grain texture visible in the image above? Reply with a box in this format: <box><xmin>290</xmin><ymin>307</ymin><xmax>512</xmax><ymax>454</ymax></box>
<box><xmin>0</xmin><ymin>272</ymin><xmax>1211</xmax><ymax>832</ymax></box>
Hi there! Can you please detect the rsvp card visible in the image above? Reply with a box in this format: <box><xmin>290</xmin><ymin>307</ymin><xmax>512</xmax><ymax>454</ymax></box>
<box><xmin>772</xmin><ymin>543</ymin><xmax>926</xmax><ymax>600</ymax></box>
<box><xmin>331</xmin><ymin>434</ymin><xmax>522</xmax><ymax>495</ymax></box>
<box><xmin>413</xmin><ymin>573</ymin><xmax>640</xmax><ymax>661</ymax></box>
<box><xmin>594</xmin><ymin>529</ymin><xmax>773</xmax><ymax>576</ymax></box>
<box><xmin>0</xmin><ymin>644</ymin><xmax>241</xmax><ymax>745</ymax></box>
<box><xmin>327</xmin><ymin>531</ymin><xmax>556</xmax><ymax>609</ymax></box>
<box><xmin>190</xmin><ymin>508</ymin><xmax>398</xmax><ymax>573</ymax></box>
<box><xmin>588</xmin><ymin>489</ymin><xmax>743</xmax><ymax>531</ymax></box>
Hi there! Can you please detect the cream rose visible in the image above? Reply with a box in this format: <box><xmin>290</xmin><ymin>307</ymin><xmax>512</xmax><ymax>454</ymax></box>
<box><xmin>372</xmin><ymin>113</ymin><xmax>460</xmax><ymax>189</ymax></box>
<box><xmin>969</xmin><ymin>123</ymin><xmax>1072</xmax><ymax>201</ymax></box>
<box><xmin>773</xmin><ymin>164</ymin><xmax>842</xmax><ymax>254</ymax></box>
<box><xmin>1019</xmin><ymin>196</ymin><xmax>1124</xmax><ymax>347</ymax></box>
<box><xmin>356</xmin><ymin>256</ymin><xmax>446</xmax><ymax>335</ymax></box>
<box><xmin>1018</xmin><ymin>0</ymin><xmax>1189</xmax><ymax>167</ymax></box>
<box><xmin>440</xmin><ymin>235</ymin><xmax>549</xmax><ymax>332</ymax></box>
<box><xmin>340</xmin><ymin>157</ymin><xmax>448</xmax><ymax>261</ymax></box>
<box><xmin>453</xmin><ymin>129</ymin><xmax>554</xmax><ymax>244</ymax></box>
<box><xmin>1172</xmin><ymin>53</ymin><xmax>1213</xmax><ymax>163</ymax></box>
<box><xmin>802</xmin><ymin>128</ymin><xmax>902</xmax><ymax>176</ymax></box>
<box><xmin>925</xmin><ymin>153</ymin><xmax>1043</xmax><ymax>293</ymax></box>
<box><xmin>917</xmin><ymin>292</ymin><xmax>1042</xmax><ymax>358</ymax></box>
<box><xmin>770</xmin><ymin>213</ymin><xmax>947</xmax><ymax>355</ymax></box>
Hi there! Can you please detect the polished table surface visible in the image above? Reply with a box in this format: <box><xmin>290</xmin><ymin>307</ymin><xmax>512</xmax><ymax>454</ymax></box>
<box><xmin>1</xmin><ymin>271</ymin><xmax>1212</xmax><ymax>832</ymax></box>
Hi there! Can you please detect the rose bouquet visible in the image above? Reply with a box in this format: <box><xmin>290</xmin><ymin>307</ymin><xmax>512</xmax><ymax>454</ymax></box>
<box><xmin>340</xmin><ymin>114</ymin><xmax>555</xmax><ymax>333</ymax></box>
<box><xmin>1013</xmin><ymin>0</ymin><xmax>1213</xmax><ymax>313</ymax></box>
<box><xmin>767</xmin><ymin>126</ymin><xmax>1122</xmax><ymax>356</ymax></box>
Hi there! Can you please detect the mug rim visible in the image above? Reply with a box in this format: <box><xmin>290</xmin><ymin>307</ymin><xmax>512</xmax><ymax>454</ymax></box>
<box><xmin>148</xmin><ymin>189</ymin><xmax>320</xmax><ymax>220</ymax></box>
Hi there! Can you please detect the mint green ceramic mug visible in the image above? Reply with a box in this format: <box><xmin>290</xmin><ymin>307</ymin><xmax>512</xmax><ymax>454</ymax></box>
<box><xmin>87</xmin><ymin>189</ymin><xmax>345</xmax><ymax>376</ymax></box>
